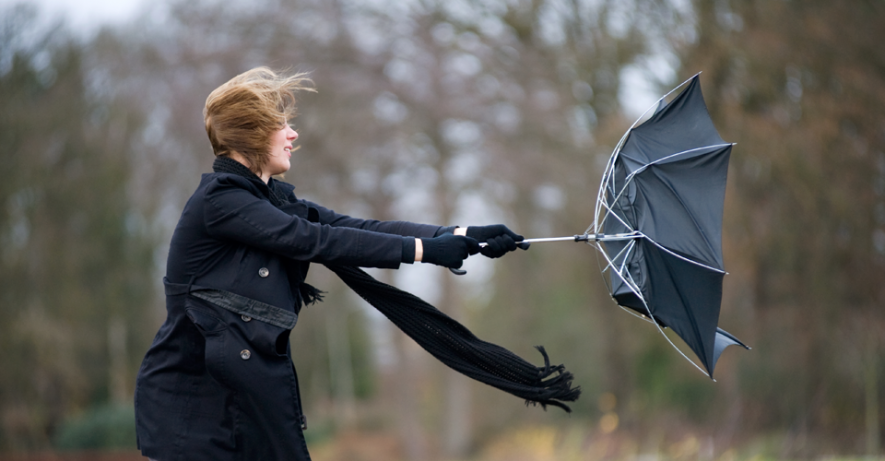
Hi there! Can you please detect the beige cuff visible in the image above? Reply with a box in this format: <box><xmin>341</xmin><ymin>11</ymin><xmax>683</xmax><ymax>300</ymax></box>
<box><xmin>414</xmin><ymin>238</ymin><xmax>423</xmax><ymax>262</ymax></box>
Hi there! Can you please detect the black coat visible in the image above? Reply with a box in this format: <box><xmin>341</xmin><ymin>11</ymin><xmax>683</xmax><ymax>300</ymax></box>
<box><xmin>135</xmin><ymin>171</ymin><xmax>444</xmax><ymax>461</ymax></box>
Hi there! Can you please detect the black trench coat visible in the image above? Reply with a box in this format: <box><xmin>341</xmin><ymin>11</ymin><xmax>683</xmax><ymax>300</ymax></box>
<box><xmin>135</xmin><ymin>171</ymin><xmax>445</xmax><ymax>461</ymax></box>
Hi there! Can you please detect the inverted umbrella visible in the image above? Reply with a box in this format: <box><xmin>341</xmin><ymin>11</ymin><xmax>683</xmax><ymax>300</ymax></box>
<box><xmin>469</xmin><ymin>74</ymin><xmax>749</xmax><ymax>378</ymax></box>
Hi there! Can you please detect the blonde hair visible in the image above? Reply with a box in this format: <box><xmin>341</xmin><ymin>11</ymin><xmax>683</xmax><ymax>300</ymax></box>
<box><xmin>204</xmin><ymin>67</ymin><xmax>315</xmax><ymax>174</ymax></box>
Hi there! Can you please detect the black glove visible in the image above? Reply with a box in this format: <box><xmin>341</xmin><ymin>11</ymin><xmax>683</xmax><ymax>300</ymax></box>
<box><xmin>466</xmin><ymin>224</ymin><xmax>529</xmax><ymax>258</ymax></box>
<box><xmin>420</xmin><ymin>234</ymin><xmax>481</xmax><ymax>269</ymax></box>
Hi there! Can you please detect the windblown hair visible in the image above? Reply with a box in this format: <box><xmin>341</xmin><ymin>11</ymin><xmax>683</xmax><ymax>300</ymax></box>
<box><xmin>204</xmin><ymin>67</ymin><xmax>314</xmax><ymax>174</ymax></box>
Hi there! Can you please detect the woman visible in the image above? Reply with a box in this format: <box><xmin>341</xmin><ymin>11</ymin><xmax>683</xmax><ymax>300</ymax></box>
<box><xmin>134</xmin><ymin>67</ymin><xmax>526</xmax><ymax>461</ymax></box>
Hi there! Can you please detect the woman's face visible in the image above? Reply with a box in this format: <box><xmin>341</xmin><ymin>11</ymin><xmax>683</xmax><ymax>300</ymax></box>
<box><xmin>264</xmin><ymin>123</ymin><xmax>298</xmax><ymax>178</ymax></box>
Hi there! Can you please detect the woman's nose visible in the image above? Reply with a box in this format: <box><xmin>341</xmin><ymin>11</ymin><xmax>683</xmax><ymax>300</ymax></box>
<box><xmin>289</xmin><ymin>127</ymin><xmax>298</xmax><ymax>141</ymax></box>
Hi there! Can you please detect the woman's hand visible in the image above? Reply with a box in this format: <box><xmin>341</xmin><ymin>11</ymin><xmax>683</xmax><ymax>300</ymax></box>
<box><xmin>416</xmin><ymin>234</ymin><xmax>480</xmax><ymax>268</ymax></box>
<box><xmin>465</xmin><ymin>224</ymin><xmax>530</xmax><ymax>258</ymax></box>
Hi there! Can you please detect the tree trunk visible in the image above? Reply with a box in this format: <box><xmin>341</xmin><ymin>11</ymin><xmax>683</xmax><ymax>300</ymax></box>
<box><xmin>866</xmin><ymin>339</ymin><xmax>880</xmax><ymax>458</ymax></box>
<box><xmin>442</xmin><ymin>271</ymin><xmax>471</xmax><ymax>457</ymax></box>
<box><xmin>108</xmin><ymin>316</ymin><xmax>129</xmax><ymax>404</ymax></box>
<box><xmin>326</xmin><ymin>304</ymin><xmax>356</xmax><ymax>427</ymax></box>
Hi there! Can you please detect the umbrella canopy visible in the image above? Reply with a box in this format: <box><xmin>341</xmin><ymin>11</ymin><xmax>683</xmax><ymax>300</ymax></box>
<box><xmin>593</xmin><ymin>74</ymin><xmax>748</xmax><ymax>378</ymax></box>
<box><xmin>457</xmin><ymin>74</ymin><xmax>748</xmax><ymax>378</ymax></box>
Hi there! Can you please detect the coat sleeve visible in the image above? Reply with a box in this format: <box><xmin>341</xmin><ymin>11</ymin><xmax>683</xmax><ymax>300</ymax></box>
<box><xmin>203</xmin><ymin>177</ymin><xmax>405</xmax><ymax>268</ymax></box>
<box><xmin>303</xmin><ymin>199</ymin><xmax>446</xmax><ymax>238</ymax></box>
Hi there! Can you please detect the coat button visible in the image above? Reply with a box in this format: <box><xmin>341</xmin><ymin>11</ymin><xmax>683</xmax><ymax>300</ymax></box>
<box><xmin>240</xmin><ymin>349</ymin><xmax>251</xmax><ymax>360</ymax></box>
<box><xmin>241</xmin><ymin>315</ymin><xmax>252</xmax><ymax>322</ymax></box>
<box><xmin>258</xmin><ymin>267</ymin><xmax>269</xmax><ymax>278</ymax></box>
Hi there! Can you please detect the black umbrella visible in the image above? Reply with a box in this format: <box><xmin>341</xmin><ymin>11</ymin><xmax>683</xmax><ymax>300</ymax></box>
<box><xmin>594</xmin><ymin>74</ymin><xmax>749</xmax><ymax>378</ymax></box>
<box><xmin>470</xmin><ymin>74</ymin><xmax>749</xmax><ymax>378</ymax></box>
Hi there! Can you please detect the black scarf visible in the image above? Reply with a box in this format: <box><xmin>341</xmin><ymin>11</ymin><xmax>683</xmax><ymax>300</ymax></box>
<box><xmin>213</xmin><ymin>156</ymin><xmax>580</xmax><ymax>411</ymax></box>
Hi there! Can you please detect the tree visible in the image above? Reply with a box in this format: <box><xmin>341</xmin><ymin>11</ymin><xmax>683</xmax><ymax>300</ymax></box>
<box><xmin>678</xmin><ymin>0</ymin><xmax>885</xmax><ymax>454</ymax></box>
<box><xmin>0</xmin><ymin>5</ymin><xmax>156</xmax><ymax>449</ymax></box>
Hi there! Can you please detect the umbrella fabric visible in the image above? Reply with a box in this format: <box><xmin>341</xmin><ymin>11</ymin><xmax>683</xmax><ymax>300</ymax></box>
<box><xmin>599</xmin><ymin>75</ymin><xmax>747</xmax><ymax>377</ymax></box>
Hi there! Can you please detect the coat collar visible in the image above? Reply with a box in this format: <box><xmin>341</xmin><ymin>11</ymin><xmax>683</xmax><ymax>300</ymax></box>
<box><xmin>212</xmin><ymin>156</ymin><xmax>290</xmax><ymax>206</ymax></box>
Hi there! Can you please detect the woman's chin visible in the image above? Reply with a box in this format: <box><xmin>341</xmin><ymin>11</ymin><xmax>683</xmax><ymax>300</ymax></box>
<box><xmin>270</xmin><ymin>163</ymin><xmax>291</xmax><ymax>176</ymax></box>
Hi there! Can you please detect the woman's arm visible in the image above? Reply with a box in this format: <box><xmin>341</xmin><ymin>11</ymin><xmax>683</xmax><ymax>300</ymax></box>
<box><xmin>304</xmin><ymin>199</ymin><xmax>449</xmax><ymax>239</ymax></box>
<box><xmin>204</xmin><ymin>177</ymin><xmax>408</xmax><ymax>268</ymax></box>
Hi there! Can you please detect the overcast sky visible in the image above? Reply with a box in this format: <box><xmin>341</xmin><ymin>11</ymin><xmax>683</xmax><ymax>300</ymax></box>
<box><xmin>1</xmin><ymin>0</ymin><xmax>147</xmax><ymax>35</ymax></box>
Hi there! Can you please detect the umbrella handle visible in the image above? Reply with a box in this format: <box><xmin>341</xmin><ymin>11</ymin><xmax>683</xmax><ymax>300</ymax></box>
<box><xmin>447</xmin><ymin>240</ymin><xmax>543</xmax><ymax>275</ymax></box>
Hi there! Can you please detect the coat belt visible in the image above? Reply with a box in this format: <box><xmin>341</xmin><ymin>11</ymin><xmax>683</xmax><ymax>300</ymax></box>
<box><xmin>164</xmin><ymin>277</ymin><xmax>298</xmax><ymax>330</ymax></box>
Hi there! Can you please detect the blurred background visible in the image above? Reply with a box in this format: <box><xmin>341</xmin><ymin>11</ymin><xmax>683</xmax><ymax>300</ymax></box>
<box><xmin>0</xmin><ymin>0</ymin><xmax>883</xmax><ymax>459</ymax></box>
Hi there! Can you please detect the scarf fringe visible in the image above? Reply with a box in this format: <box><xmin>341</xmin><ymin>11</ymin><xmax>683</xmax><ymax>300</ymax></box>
<box><xmin>299</xmin><ymin>283</ymin><xmax>325</xmax><ymax>306</ymax></box>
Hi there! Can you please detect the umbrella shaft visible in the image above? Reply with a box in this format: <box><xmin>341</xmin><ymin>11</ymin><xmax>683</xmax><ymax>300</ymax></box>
<box><xmin>523</xmin><ymin>236</ymin><xmax>588</xmax><ymax>244</ymax></box>
<box><xmin>476</xmin><ymin>233</ymin><xmax>640</xmax><ymax>247</ymax></box>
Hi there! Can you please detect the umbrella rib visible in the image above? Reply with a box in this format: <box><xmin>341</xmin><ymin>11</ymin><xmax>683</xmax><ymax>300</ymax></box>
<box><xmin>625</xmin><ymin>72</ymin><xmax>702</xmax><ymax>132</ymax></box>
<box><xmin>641</xmin><ymin>234</ymin><xmax>725</xmax><ymax>274</ymax></box>
<box><xmin>592</xmin><ymin>167</ymin><xmax>640</xmax><ymax>236</ymax></box>
<box><xmin>592</xmin><ymin>165</ymin><xmax>618</xmax><ymax>234</ymax></box>
<box><xmin>617</xmin><ymin>240</ymin><xmax>637</xmax><ymax>278</ymax></box>
<box><xmin>594</xmin><ymin>238</ymin><xmax>628</xmax><ymax>276</ymax></box>
<box><xmin>616</xmin><ymin>304</ymin><xmax>655</xmax><ymax>324</ymax></box>
<box><xmin>597</xmin><ymin>146</ymin><xmax>728</xmax><ymax>237</ymax></box>
<box><xmin>623</xmin><ymin>143</ymin><xmax>734</xmax><ymax>185</ymax></box>
<box><xmin>603</xmin><ymin>242</ymin><xmax>656</xmax><ymax>325</ymax></box>
<box><xmin>616</xmin><ymin>259</ymin><xmax>645</xmax><ymax>306</ymax></box>
<box><xmin>598</xmin><ymin>238</ymin><xmax>637</xmax><ymax>274</ymax></box>
<box><xmin>601</xmin><ymin>240</ymin><xmax>712</xmax><ymax>377</ymax></box>
<box><xmin>595</xmin><ymin>199</ymin><xmax>635</xmax><ymax>235</ymax></box>
<box><xmin>643</xmin><ymin>246</ymin><xmax>714</xmax><ymax>378</ymax></box>
<box><xmin>596</xmin><ymin>239</ymin><xmax>644</xmax><ymax>305</ymax></box>
<box><xmin>594</xmin><ymin>73</ymin><xmax>701</xmax><ymax>234</ymax></box>
<box><xmin>646</xmin><ymin>306</ymin><xmax>712</xmax><ymax>378</ymax></box>
<box><xmin>599</xmin><ymin>236</ymin><xmax>713</xmax><ymax>378</ymax></box>
<box><xmin>644</xmin><ymin>158</ymin><xmax>724</xmax><ymax>268</ymax></box>
<box><xmin>592</xmin><ymin>177</ymin><xmax>636</xmax><ymax>235</ymax></box>
<box><xmin>593</xmin><ymin>133</ymin><xmax>632</xmax><ymax>233</ymax></box>
<box><xmin>616</xmin><ymin>145</ymin><xmax>732</xmax><ymax>269</ymax></box>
